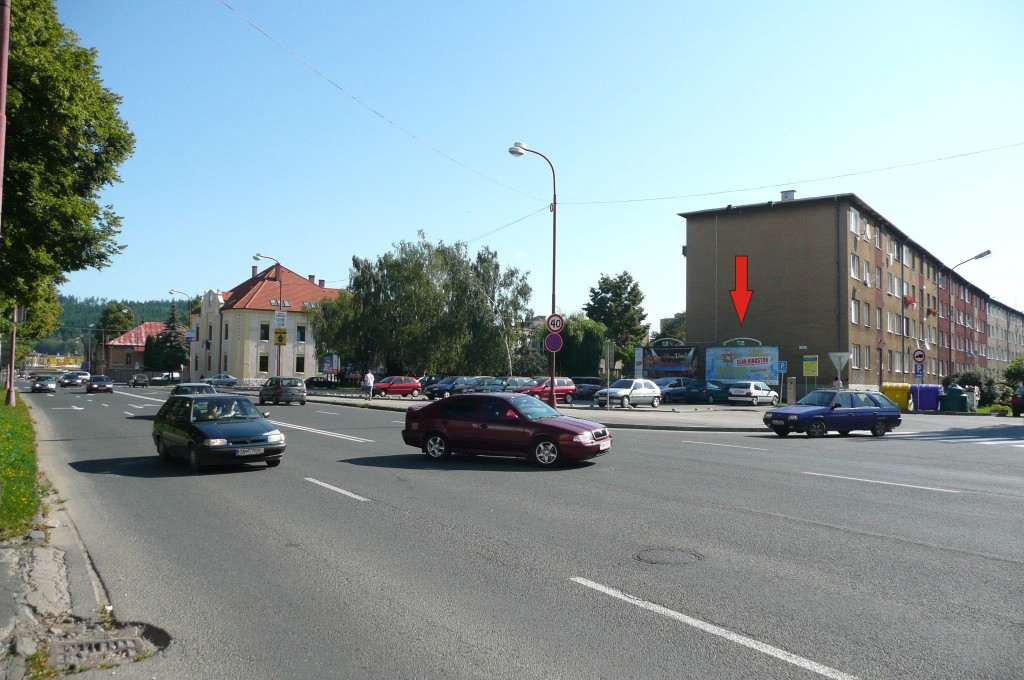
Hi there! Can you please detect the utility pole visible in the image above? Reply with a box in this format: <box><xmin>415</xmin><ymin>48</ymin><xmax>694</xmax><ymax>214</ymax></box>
<box><xmin>1</xmin><ymin>1</ymin><xmax>14</xmax><ymax>406</ymax></box>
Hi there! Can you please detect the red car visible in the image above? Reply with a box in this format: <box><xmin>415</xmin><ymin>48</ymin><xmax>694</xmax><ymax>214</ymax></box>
<box><xmin>514</xmin><ymin>377</ymin><xmax>576</xmax><ymax>404</ymax></box>
<box><xmin>1012</xmin><ymin>386</ymin><xmax>1024</xmax><ymax>417</ymax></box>
<box><xmin>374</xmin><ymin>376</ymin><xmax>422</xmax><ymax>398</ymax></box>
<box><xmin>402</xmin><ymin>393</ymin><xmax>612</xmax><ymax>466</ymax></box>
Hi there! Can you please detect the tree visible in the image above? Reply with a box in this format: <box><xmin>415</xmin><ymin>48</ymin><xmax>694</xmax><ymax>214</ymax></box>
<box><xmin>151</xmin><ymin>304</ymin><xmax>188</xmax><ymax>373</ymax></box>
<box><xmin>558</xmin><ymin>313</ymin><xmax>607</xmax><ymax>377</ymax></box>
<box><xmin>583</xmin><ymin>272</ymin><xmax>650</xmax><ymax>374</ymax></box>
<box><xmin>1004</xmin><ymin>357</ymin><xmax>1024</xmax><ymax>386</ymax></box>
<box><xmin>652</xmin><ymin>312</ymin><xmax>686</xmax><ymax>343</ymax></box>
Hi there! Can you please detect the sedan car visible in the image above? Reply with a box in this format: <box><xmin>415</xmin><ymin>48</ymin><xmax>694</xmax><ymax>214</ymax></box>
<box><xmin>595</xmin><ymin>378</ymin><xmax>662</xmax><ymax>408</ymax></box>
<box><xmin>402</xmin><ymin>393</ymin><xmax>612</xmax><ymax>466</ymax></box>
<box><xmin>1012</xmin><ymin>386</ymin><xmax>1024</xmax><ymax>417</ymax></box>
<box><xmin>666</xmin><ymin>379</ymin><xmax>730</xmax><ymax>405</ymax></box>
<box><xmin>764</xmin><ymin>389</ymin><xmax>902</xmax><ymax>437</ymax></box>
<box><xmin>31</xmin><ymin>376</ymin><xmax>57</xmax><ymax>393</ymax></box>
<box><xmin>423</xmin><ymin>375</ymin><xmax>477</xmax><ymax>400</ymax></box>
<box><xmin>128</xmin><ymin>374</ymin><xmax>150</xmax><ymax>387</ymax></box>
<box><xmin>60</xmin><ymin>373</ymin><xmax>84</xmax><ymax>387</ymax></box>
<box><xmin>86</xmin><ymin>375</ymin><xmax>115</xmax><ymax>393</ymax></box>
<box><xmin>171</xmin><ymin>382</ymin><xmax>217</xmax><ymax>396</ymax></box>
<box><xmin>572</xmin><ymin>377</ymin><xmax>608</xmax><ymax>401</ymax></box>
<box><xmin>373</xmin><ymin>376</ymin><xmax>423</xmax><ymax>398</ymax></box>
<box><xmin>727</xmin><ymin>381</ymin><xmax>779</xmax><ymax>406</ymax></box>
<box><xmin>653</xmin><ymin>376</ymin><xmax>690</xmax><ymax>396</ymax></box>
<box><xmin>258</xmin><ymin>376</ymin><xmax>307</xmax><ymax>405</ymax></box>
<box><xmin>513</xmin><ymin>377</ymin><xmax>576</xmax><ymax>404</ymax></box>
<box><xmin>152</xmin><ymin>395</ymin><xmax>285</xmax><ymax>471</ymax></box>
<box><xmin>203</xmin><ymin>374</ymin><xmax>238</xmax><ymax>387</ymax></box>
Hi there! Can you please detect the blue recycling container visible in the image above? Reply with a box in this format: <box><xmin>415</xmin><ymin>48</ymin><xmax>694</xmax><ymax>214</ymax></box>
<box><xmin>909</xmin><ymin>384</ymin><xmax>942</xmax><ymax>411</ymax></box>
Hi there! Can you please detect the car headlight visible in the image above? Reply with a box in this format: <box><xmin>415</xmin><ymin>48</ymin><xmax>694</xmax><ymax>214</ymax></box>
<box><xmin>203</xmin><ymin>438</ymin><xmax>228</xmax><ymax>447</ymax></box>
<box><xmin>573</xmin><ymin>431</ymin><xmax>595</xmax><ymax>443</ymax></box>
<box><xmin>787</xmin><ymin>415</ymin><xmax>799</xmax><ymax>421</ymax></box>
<box><xmin>266</xmin><ymin>431</ymin><xmax>285</xmax><ymax>444</ymax></box>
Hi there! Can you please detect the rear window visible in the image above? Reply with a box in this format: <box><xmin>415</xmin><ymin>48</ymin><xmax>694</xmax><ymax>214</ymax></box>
<box><xmin>282</xmin><ymin>378</ymin><xmax>303</xmax><ymax>387</ymax></box>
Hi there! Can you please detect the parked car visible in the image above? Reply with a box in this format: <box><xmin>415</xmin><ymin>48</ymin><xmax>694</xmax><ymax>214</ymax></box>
<box><xmin>665</xmin><ymin>379</ymin><xmax>729</xmax><ymax>405</ymax></box>
<box><xmin>1012</xmin><ymin>386</ymin><xmax>1024</xmax><ymax>417</ymax></box>
<box><xmin>402</xmin><ymin>393</ymin><xmax>612</xmax><ymax>466</ymax></box>
<box><xmin>152</xmin><ymin>394</ymin><xmax>285</xmax><ymax>471</ymax></box>
<box><xmin>727</xmin><ymin>381</ymin><xmax>779</xmax><ymax>406</ymax></box>
<box><xmin>128</xmin><ymin>374</ymin><xmax>150</xmax><ymax>388</ymax></box>
<box><xmin>595</xmin><ymin>378</ymin><xmax>662</xmax><ymax>408</ymax></box>
<box><xmin>452</xmin><ymin>376</ymin><xmax>494</xmax><ymax>394</ymax></box>
<box><xmin>423</xmin><ymin>376</ymin><xmax>476</xmax><ymax>400</ymax></box>
<box><xmin>31</xmin><ymin>376</ymin><xmax>57</xmax><ymax>393</ymax></box>
<box><xmin>572</xmin><ymin>376</ymin><xmax>608</xmax><ymax>401</ymax></box>
<box><xmin>501</xmin><ymin>376</ymin><xmax>532</xmax><ymax>391</ymax></box>
<box><xmin>514</xmin><ymin>377</ymin><xmax>576</xmax><ymax>404</ymax></box>
<box><xmin>150</xmin><ymin>372</ymin><xmax>181</xmax><ymax>385</ymax></box>
<box><xmin>418</xmin><ymin>374</ymin><xmax>446</xmax><ymax>389</ymax></box>
<box><xmin>86</xmin><ymin>375</ymin><xmax>115</xmax><ymax>393</ymax></box>
<box><xmin>171</xmin><ymin>383</ymin><xmax>217</xmax><ymax>396</ymax></box>
<box><xmin>653</xmin><ymin>376</ymin><xmax>690</xmax><ymax>396</ymax></box>
<box><xmin>258</xmin><ymin>376</ymin><xmax>307</xmax><ymax>405</ymax></box>
<box><xmin>474</xmin><ymin>376</ymin><xmax>531</xmax><ymax>393</ymax></box>
<box><xmin>763</xmin><ymin>389</ymin><xmax>902</xmax><ymax>437</ymax></box>
<box><xmin>373</xmin><ymin>376</ymin><xmax>422</xmax><ymax>398</ymax></box>
<box><xmin>305</xmin><ymin>376</ymin><xmax>341</xmax><ymax>389</ymax></box>
<box><xmin>203</xmin><ymin>374</ymin><xmax>238</xmax><ymax>387</ymax></box>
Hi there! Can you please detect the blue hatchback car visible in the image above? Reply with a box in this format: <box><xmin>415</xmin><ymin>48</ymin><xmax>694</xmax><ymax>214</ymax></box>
<box><xmin>763</xmin><ymin>389</ymin><xmax>902</xmax><ymax>438</ymax></box>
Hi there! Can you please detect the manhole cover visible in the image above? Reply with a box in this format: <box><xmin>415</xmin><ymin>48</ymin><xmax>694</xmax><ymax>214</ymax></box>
<box><xmin>50</xmin><ymin>635</ymin><xmax>147</xmax><ymax>670</ymax></box>
<box><xmin>634</xmin><ymin>548</ymin><xmax>704</xmax><ymax>566</ymax></box>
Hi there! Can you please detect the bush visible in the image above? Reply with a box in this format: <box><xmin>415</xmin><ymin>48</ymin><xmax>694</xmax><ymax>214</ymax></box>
<box><xmin>944</xmin><ymin>370</ymin><xmax>996</xmax><ymax>407</ymax></box>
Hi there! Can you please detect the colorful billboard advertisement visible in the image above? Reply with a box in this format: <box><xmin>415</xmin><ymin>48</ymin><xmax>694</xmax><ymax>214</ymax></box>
<box><xmin>641</xmin><ymin>341</ymin><xmax>698</xmax><ymax>378</ymax></box>
<box><xmin>706</xmin><ymin>346</ymin><xmax>780</xmax><ymax>385</ymax></box>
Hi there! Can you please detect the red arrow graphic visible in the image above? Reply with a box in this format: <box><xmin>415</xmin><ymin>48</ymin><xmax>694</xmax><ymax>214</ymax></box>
<box><xmin>730</xmin><ymin>255</ymin><xmax>752</xmax><ymax>324</ymax></box>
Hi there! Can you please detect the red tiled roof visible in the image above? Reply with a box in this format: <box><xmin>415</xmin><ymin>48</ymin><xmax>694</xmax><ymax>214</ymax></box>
<box><xmin>107</xmin><ymin>322</ymin><xmax>186</xmax><ymax>350</ymax></box>
<box><xmin>221</xmin><ymin>264</ymin><xmax>342</xmax><ymax>311</ymax></box>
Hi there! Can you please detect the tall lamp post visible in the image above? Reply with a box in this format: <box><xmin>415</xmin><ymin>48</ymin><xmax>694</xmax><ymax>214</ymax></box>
<box><xmin>947</xmin><ymin>249</ymin><xmax>991</xmax><ymax>378</ymax></box>
<box><xmin>508</xmin><ymin>141</ymin><xmax>558</xmax><ymax>407</ymax></box>
<box><xmin>253</xmin><ymin>253</ymin><xmax>286</xmax><ymax>377</ymax></box>
<box><xmin>169</xmin><ymin>289</ymin><xmax>192</xmax><ymax>382</ymax></box>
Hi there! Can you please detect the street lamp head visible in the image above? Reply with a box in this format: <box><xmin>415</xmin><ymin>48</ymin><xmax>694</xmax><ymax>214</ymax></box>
<box><xmin>508</xmin><ymin>142</ymin><xmax>527</xmax><ymax>157</ymax></box>
<box><xmin>975</xmin><ymin>249</ymin><xmax>992</xmax><ymax>260</ymax></box>
<box><xmin>253</xmin><ymin>253</ymin><xmax>263</xmax><ymax>261</ymax></box>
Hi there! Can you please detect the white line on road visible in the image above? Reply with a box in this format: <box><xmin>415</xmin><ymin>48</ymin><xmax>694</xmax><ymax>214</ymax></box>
<box><xmin>305</xmin><ymin>477</ymin><xmax>370</xmax><ymax>502</ymax></box>
<box><xmin>315</xmin><ymin>411</ymin><xmax>340</xmax><ymax>415</ymax></box>
<box><xmin>51</xmin><ymin>406</ymin><xmax>84</xmax><ymax>411</ymax></box>
<box><xmin>571</xmin><ymin>578</ymin><xmax>858</xmax><ymax>680</ymax></box>
<box><xmin>802</xmin><ymin>472</ymin><xmax>960</xmax><ymax>493</ymax></box>
<box><xmin>677</xmin><ymin>439</ymin><xmax>767</xmax><ymax>451</ymax></box>
<box><xmin>272</xmin><ymin>421</ymin><xmax>374</xmax><ymax>443</ymax></box>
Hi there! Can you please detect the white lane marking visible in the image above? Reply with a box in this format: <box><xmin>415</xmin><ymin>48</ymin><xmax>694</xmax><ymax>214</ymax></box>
<box><xmin>677</xmin><ymin>439</ymin><xmax>767</xmax><ymax>451</ymax></box>
<box><xmin>571</xmin><ymin>578</ymin><xmax>858</xmax><ymax>680</ymax></box>
<box><xmin>392</xmin><ymin>420</ymin><xmax>404</xmax><ymax>424</ymax></box>
<box><xmin>271</xmin><ymin>420</ymin><xmax>374</xmax><ymax>443</ymax></box>
<box><xmin>316</xmin><ymin>410</ymin><xmax>340</xmax><ymax>415</ymax></box>
<box><xmin>305</xmin><ymin>477</ymin><xmax>370</xmax><ymax>502</ymax></box>
<box><xmin>51</xmin><ymin>406</ymin><xmax>84</xmax><ymax>411</ymax></box>
<box><xmin>802</xmin><ymin>472</ymin><xmax>960</xmax><ymax>494</ymax></box>
<box><xmin>123</xmin><ymin>412</ymin><xmax>135</xmax><ymax>417</ymax></box>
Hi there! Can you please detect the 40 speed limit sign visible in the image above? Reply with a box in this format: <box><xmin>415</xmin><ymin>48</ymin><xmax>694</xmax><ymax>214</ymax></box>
<box><xmin>546</xmin><ymin>313</ymin><xmax>565</xmax><ymax>333</ymax></box>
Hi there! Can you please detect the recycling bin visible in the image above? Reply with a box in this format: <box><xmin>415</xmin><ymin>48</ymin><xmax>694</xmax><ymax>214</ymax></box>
<box><xmin>882</xmin><ymin>382</ymin><xmax>911</xmax><ymax>411</ymax></box>
<box><xmin>909</xmin><ymin>384</ymin><xmax>942</xmax><ymax>411</ymax></box>
<box><xmin>939</xmin><ymin>384</ymin><xmax>970</xmax><ymax>412</ymax></box>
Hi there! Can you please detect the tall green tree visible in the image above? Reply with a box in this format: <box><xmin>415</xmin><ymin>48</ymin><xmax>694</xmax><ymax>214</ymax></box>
<box><xmin>152</xmin><ymin>304</ymin><xmax>188</xmax><ymax>373</ymax></box>
<box><xmin>652</xmin><ymin>312</ymin><xmax>686</xmax><ymax>343</ymax></box>
<box><xmin>558</xmin><ymin>313</ymin><xmax>607</xmax><ymax>377</ymax></box>
<box><xmin>583</xmin><ymin>272</ymin><xmax>650</xmax><ymax>374</ymax></box>
<box><xmin>1004</xmin><ymin>356</ymin><xmax>1024</xmax><ymax>386</ymax></box>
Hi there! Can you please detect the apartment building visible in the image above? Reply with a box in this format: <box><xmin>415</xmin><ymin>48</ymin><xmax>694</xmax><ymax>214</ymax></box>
<box><xmin>679</xmin><ymin>191</ymin><xmax>1023</xmax><ymax>391</ymax></box>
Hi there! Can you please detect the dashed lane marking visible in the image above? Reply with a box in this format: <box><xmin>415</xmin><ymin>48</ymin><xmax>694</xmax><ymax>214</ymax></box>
<box><xmin>803</xmin><ymin>472</ymin><xmax>960</xmax><ymax>493</ymax></box>
<box><xmin>305</xmin><ymin>477</ymin><xmax>370</xmax><ymax>502</ymax></box>
<box><xmin>271</xmin><ymin>420</ymin><xmax>374</xmax><ymax>443</ymax></box>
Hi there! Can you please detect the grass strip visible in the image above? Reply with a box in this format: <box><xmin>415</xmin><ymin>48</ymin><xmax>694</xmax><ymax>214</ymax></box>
<box><xmin>0</xmin><ymin>395</ymin><xmax>41</xmax><ymax>540</ymax></box>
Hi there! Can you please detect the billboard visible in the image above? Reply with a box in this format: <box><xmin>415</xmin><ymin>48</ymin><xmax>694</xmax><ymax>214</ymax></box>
<box><xmin>706</xmin><ymin>346</ymin><xmax>780</xmax><ymax>385</ymax></box>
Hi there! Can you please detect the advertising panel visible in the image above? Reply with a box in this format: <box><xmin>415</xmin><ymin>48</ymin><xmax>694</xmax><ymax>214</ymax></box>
<box><xmin>641</xmin><ymin>340</ymin><xmax>698</xmax><ymax>379</ymax></box>
<box><xmin>705</xmin><ymin>346</ymin><xmax>780</xmax><ymax>385</ymax></box>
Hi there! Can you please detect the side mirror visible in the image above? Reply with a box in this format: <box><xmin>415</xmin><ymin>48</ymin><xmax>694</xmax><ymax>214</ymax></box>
<box><xmin>263</xmin><ymin>412</ymin><xmax>271</xmax><ymax>418</ymax></box>
<box><xmin>831</xmin><ymin>403</ymin><xmax>841</xmax><ymax>410</ymax></box>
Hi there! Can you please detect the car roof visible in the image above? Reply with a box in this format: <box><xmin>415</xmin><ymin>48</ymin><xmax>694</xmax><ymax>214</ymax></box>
<box><xmin>169</xmin><ymin>393</ymin><xmax>240</xmax><ymax>401</ymax></box>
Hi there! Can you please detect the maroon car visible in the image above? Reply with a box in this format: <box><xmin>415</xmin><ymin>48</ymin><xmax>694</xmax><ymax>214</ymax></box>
<box><xmin>514</xmin><ymin>377</ymin><xmax>576</xmax><ymax>404</ymax></box>
<box><xmin>374</xmin><ymin>375</ymin><xmax>422</xmax><ymax>398</ymax></box>
<box><xmin>402</xmin><ymin>393</ymin><xmax>612</xmax><ymax>466</ymax></box>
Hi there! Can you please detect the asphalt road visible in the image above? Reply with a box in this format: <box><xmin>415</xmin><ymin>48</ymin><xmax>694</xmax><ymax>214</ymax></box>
<box><xmin>22</xmin><ymin>383</ymin><xmax>1024</xmax><ymax>679</ymax></box>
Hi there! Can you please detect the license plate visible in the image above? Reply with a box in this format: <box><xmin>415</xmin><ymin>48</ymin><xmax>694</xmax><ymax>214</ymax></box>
<box><xmin>235</xmin><ymin>447</ymin><xmax>265</xmax><ymax>457</ymax></box>
<box><xmin>771</xmin><ymin>419</ymin><xmax>784</xmax><ymax>426</ymax></box>
<box><xmin>599</xmin><ymin>440</ymin><xmax>611</xmax><ymax>451</ymax></box>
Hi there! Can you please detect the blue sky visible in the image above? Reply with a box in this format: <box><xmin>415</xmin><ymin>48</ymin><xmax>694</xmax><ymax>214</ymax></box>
<box><xmin>56</xmin><ymin>0</ymin><xmax>1023</xmax><ymax>327</ymax></box>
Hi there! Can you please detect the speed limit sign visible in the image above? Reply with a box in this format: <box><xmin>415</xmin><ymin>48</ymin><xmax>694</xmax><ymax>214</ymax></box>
<box><xmin>546</xmin><ymin>313</ymin><xmax>565</xmax><ymax>333</ymax></box>
<box><xmin>913</xmin><ymin>348</ymin><xmax>925</xmax><ymax>364</ymax></box>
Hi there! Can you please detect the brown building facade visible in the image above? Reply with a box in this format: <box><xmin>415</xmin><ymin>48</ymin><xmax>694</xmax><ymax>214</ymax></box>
<box><xmin>680</xmin><ymin>192</ymin><xmax>1022</xmax><ymax>392</ymax></box>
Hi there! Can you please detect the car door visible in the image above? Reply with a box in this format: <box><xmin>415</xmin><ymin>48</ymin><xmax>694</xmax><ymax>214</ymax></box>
<box><xmin>851</xmin><ymin>391</ymin><xmax>878</xmax><ymax>430</ymax></box>
<box><xmin>473</xmin><ymin>397</ymin><xmax>529</xmax><ymax>453</ymax></box>
<box><xmin>156</xmin><ymin>397</ymin><xmax>191</xmax><ymax>455</ymax></box>
<box><xmin>825</xmin><ymin>392</ymin><xmax>856</xmax><ymax>431</ymax></box>
<box><xmin>436</xmin><ymin>396</ymin><xmax>481</xmax><ymax>451</ymax></box>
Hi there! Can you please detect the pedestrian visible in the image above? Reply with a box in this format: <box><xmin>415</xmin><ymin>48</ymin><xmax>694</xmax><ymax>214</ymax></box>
<box><xmin>362</xmin><ymin>369</ymin><xmax>375</xmax><ymax>400</ymax></box>
<box><xmin>832</xmin><ymin>376</ymin><xmax>843</xmax><ymax>389</ymax></box>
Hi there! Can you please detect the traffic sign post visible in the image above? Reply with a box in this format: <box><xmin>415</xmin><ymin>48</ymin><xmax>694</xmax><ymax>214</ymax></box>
<box><xmin>913</xmin><ymin>348</ymin><xmax>925</xmax><ymax>364</ymax></box>
<box><xmin>546</xmin><ymin>314</ymin><xmax>565</xmax><ymax>334</ymax></box>
<box><xmin>544</xmin><ymin>333</ymin><xmax>563</xmax><ymax>353</ymax></box>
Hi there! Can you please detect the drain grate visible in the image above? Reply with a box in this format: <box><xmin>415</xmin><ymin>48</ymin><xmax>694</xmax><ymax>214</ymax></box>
<box><xmin>49</xmin><ymin>635</ymin><xmax>147</xmax><ymax>670</ymax></box>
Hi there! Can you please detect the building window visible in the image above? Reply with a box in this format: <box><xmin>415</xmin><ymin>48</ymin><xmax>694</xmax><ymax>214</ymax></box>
<box><xmin>259</xmin><ymin>355</ymin><xmax>269</xmax><ymax>372</ymax></box>
<box><xmin>887</xmin><ymin>350</ymin><xmax>894</xmax><ymax>371</ymax></box>
<box><xmin>296</xmin><ymin>325</ymin><xmax>306</xmax><ymax>342</ymax></box>
<box><xmin>851</xmin><ymin>345</ymin><xmax>861</xmax><ymax>368</ymax></box>
<box><xmin>864</xmin><ymin>347</ymin><xmax>871</xmax><ymax>370</ymax></box>
<box><xmin>224</xmin><ymin>323</ymin><xmax>229</xmax><ymax>340</ymax></box>
<box><xmin>877</xmin><ymin>307</ymin><xmax>882</xmax><ymax>330</ymax></box>
<box><xmin>260</xmin><ymin>324</ymin><xmax>270</xmax><ymax>341</ymax></box>
<box><xmin>850</xmin><ymin>254</ymin><xmax>861</xmax><ymax>279</ymax></box>
<box><xmin>849</xmin><ymin>208</ymin><xmax>860</xmax><ymax>234</ymax></box>
<box><xmin>851</xmin><ymin>299</ymin><xmax>861</xmax><ymax>325</ymax></box>
<box><xmin>223</xmin><ymin>354</ymin><xmax>228</xmax><ymax>371</ymax></box>
<box><xmin>207</xmin><ymin>356</ymin><xmax>212</xmax><ymax>372</ymax></box>
<box><xmin>295</xmin><ymin>356</ymin><xmax>305</xmax><ymax>373</ymax></box>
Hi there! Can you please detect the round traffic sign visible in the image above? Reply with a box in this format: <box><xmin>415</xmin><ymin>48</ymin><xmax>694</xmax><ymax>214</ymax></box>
<box><xmin>544</xmin><ymin>332</ymin><xmax>563</xmax><ymax>353</ymax></box>
<box><xmin>546</xmin><ymin>313</ymin><xmax>565</xmax><ymax>333</ymax></box>
<box><xmin>913</xmin><ymin>349</ymin><xmax>926</xmax><ymax>364</ymax></box>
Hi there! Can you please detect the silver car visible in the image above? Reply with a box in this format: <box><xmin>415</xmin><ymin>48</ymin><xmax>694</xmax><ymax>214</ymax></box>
<box><xmin>727</xmin><ymin>381</ymin><xmax>779</xmax><ymax>406</ymax></box>
<box><xmin>595</xmin><ymin>378</ymin><xmax>662</xmax><ymax>408</ymax></box>
<box><xmin>258</xmin><ymin>376</ymin><xmax>307</xmax><ymax>405</ymax></box>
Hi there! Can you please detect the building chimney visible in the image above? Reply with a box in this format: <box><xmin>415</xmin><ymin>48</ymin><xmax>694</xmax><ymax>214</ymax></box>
<box><xmin>781</xmin><ymin>189</ymin><xmax>796</xmax><ymax>202</ymax></box>
<box><xmin>252</xmin><ymin>265</ymin><xmax>257</xmax><ymax>277</ymax></box>
<box><xmin>318</xmin><ymin>279</ymin><xmax>325</xmax><ymax>288</ymax></box>
<box><xmin>308</xmin><ymin>274</ymin><xmax>315</xmax><ymax>283</ymax></box>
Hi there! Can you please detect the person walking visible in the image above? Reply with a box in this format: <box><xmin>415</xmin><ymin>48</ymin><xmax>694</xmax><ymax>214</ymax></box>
<box><xmin>832</xmin><ymin>376</ymin><xmax>843</xmax><ymax>389</ymax></box>
<box><xmin>362</xmin><ymin>369</ymin><xmax>375</xmax><ymax>400</ymax></box>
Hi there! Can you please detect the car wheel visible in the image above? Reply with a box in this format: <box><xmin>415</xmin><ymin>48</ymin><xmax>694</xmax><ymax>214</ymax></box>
<box><xmin>157</xmin><ymin>438</ymin><xmax>172</xmax><ymax>461</ymax></box>
<box><xmin>871</xmin><ymin>420</ymin><xmax>888</xmax><ymax>437</ymax></box>
<box><xmin>838</xmin><ymin>430</ymin><xmax>851</xmax><ymax>436</ymax></box>
<box><xmin>772</xmin><ymin>428</ymin><xmax>789</xmax><ymax>437</ymax></box>
<box><xmin>411</xmin><ymin>389</ymin><xmax>420</xmax><ymax>398</ymax></box>
<box><xmin>621</xmin><ymin>396</ymin><xmax>630</xmax><ymax>408</ymax></box>
<box><xmin>806</xmin><ymin>420</ymin><xmax>827</xmax><ymax>438</ymax></box>
<box><xmin>532</xmin><ymin>438</ymin><xmax>561</xmax><ymax>466</ymax></box>
<box><xmin>423</xmin><ymin>433</ymin><xmax>451</xmax><ymax>459</ymax></box>
<box><xmin>273</xmin><ymin>397</ymin><xmax>280</xmax><ymax>405</ymax></box>
<box><xmin>266</xmin><ymin>459</ymin><xmax>281</xmax><ymax>468</ymax></box>
<box><xmin>751</xmin><ymin>396</ymin><xmax>759</xmax><ymax>406</ymax></box>
<box><xmin>708</xmin><ymin>396</ymin><xmax>715</xmax><ymax>405</ymax></box>
<box><xmin>441</xmin><ymin>391</ymin><xmax>451</xmax><ymax>399</ymax></box>
<box><xmin>770</xmin><ymin>395</ymin><xmax>779</xmax><ymax>405</ymax></box>
<box><xmin>300</xmin><ymin>399</ymin><xmax>306</xmax><ymax>405</ymax></box>
<box><xmin>651</xmin><ymin>396</ymin><xmax>661</xmax><ymax>408</ymax></box>
<box><xmin>188</xmin><ymin>446</ymin><xmax>202</xmax><ymax>472</ymax></box>
<box><xmin>564</xmin><ymin>393</ymin><xmax>573</xmax><ymax>405</ymax></box>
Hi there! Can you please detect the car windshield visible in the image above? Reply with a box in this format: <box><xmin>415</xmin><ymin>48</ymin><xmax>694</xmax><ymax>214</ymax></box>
<box><xmin>435</xmin><ymin>377</ymin><xmax>456</xmax><ymax>386</ymax></box>
<box><xmin>797</xmin><ymin>390</ymin><xmax>837</xmax><ymax>406</ymax></box>
<box><xmin>192</xmin><ymin>398</ymin><xmax>261</xmax><ymax>421</ymax></box>
<box><xmin>522</xmin><ymin>378</ymin><xmax>545</xmax><ymax>387</ymax></box>
<box><xmin>654</xmin><ymin>378</ymin><xmax>676</xmax><ymax>386</ymax></box>
<box><xmin>871</xmin><ymin>392</ymin><xmax>899</xmax><ymax>409</ymax></box>
<box><xmin>609</xmin><ymin>379</ymin><xmax>634</xmax><ymax>389</ymax></box>
<box><xmin>508</xmin><ymin>395</ymin><xmax>560</xmax><ymax>420</ymax></box>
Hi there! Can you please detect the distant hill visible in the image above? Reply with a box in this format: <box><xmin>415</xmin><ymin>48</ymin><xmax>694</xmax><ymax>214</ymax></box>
<box><xmin>34</xmin><ymin>295</ymin><xmax>179</xmax><ymax>356</ymax></box>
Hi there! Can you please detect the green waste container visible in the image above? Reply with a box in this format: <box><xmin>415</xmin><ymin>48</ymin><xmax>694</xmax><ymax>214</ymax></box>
<box><xmin>939</xmin><ymin>384</ymin><xmax>970</xmax><ymax>412</ymax></box>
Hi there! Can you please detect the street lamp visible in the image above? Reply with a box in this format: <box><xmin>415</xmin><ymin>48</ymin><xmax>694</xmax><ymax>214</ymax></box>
<box><xmin>169</xmin><ymin>289</ymin><xmax>192</xmax><ymax>381</ymax></box>
<box><xmin>947</xmin><ymin>249</ymin><xmax>990</xmax><ymax>378</ymax></box>
<box><xmin>508</xmin><ymin>141</ymin><xmax>558</xmax><ymax>407</ymax></box>
<box><xmin>253</xmin><ymin>253</ymin><xmax>286</xmax><ymax>377</ymax></box>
